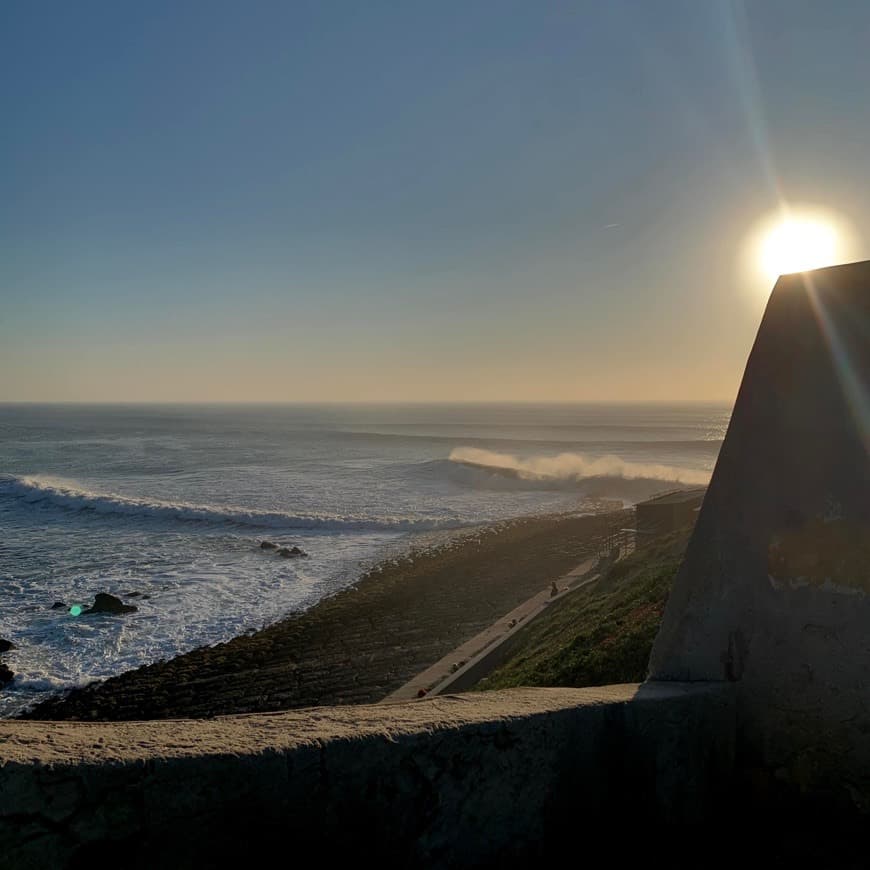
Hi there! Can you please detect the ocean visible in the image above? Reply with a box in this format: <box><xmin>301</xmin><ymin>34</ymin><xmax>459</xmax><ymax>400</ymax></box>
<box><xmin>0</xmin><ymin>402</ymin><xmax>729</xmax><ymax>716</ymax></box>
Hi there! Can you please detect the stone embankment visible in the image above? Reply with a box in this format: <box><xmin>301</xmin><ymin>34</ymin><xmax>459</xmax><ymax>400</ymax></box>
<box><xmin>23</xmin><ymin>512</ymin><xmax>626</xmax><ymax>721</ymax></box>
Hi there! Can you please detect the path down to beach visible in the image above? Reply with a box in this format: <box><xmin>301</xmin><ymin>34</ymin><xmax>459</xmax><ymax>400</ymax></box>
<box><xmin>21</xmin><ymin>510</ymin><xmax>629</xmax><ymax>721</ymax></box>
<box><xmin>383</xmin><ymin>555</ymin><xmax>605</xmax><ymax>702</ymax></box>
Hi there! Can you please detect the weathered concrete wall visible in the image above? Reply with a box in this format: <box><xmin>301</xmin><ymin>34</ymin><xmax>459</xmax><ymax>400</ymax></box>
<box><xmin>0</xmin><ymin>683</ymin><xmax>734</xmax><ymax>868</ymax></box>
<box><xmin>635</xmin><ymin>488</ymin><xmax>705</xmax><ymax>544</ymax></box>
<box><xmin>649</xmin><ymin>261</ymin><xmax>870</xmax><ymax>808</ymax></box>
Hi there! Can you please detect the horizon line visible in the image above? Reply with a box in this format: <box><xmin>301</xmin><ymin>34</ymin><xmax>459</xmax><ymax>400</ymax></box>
<box><xmin>0</xmin><ymin>397</ymin><xmax>736</xmax><ymax>407</ymax></box>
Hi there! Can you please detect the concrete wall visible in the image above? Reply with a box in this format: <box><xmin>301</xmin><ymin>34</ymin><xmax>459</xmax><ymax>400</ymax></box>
<box><xmin>1</xmin><ymin>683</ymin><xmax>734</xmax><ymax>868</ymax></box>
<box><xmin>650</xmin><ymin>261</ymin><xmax>870</xmax><ymax>808</ymax></box>
<box><xmin>635</xmin><ymin>489</ymin><xmax>705</xmax><ymax>544</ymax></box>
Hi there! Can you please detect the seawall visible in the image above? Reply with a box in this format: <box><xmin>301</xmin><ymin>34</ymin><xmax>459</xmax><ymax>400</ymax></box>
<box><xmin>1</xmin><ymin>683</ymin><xmax>734</xmax><ymax>868</ymax></box>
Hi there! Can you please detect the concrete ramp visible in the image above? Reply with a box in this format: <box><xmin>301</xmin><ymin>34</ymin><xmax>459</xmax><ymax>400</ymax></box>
<box><xmin>649</xmin><ymin>260</ymin><xmax>870</xmax><ymax>804</ymax></box>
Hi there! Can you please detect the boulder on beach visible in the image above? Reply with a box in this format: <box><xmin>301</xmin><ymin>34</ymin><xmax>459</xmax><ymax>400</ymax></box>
<box><xmin>0</xmin><ymin>638</ymin><xmax>16</xmax><ymax>653</ymax></box>
<box><xmin>0</xmin><ymin>664</ymin><xmax>13</xmax><ymax>687</ymax></box>
<box><xmin>85</xmin><ymin>593</ymin><xmax>138</xmax><ymax>616</ymax></box>
<box><xmin>260</xmin><ymin>541</ymin><xmax>278</xmax><ymax>550</ymax></box>
<box><xmin>277</xmin><ymin>546</ymin><xmax>307</xmax><ymax>558</ymax></box>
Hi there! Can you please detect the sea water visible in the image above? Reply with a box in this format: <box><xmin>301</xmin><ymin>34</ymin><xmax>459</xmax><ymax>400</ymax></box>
<box><xmin>0</xmin><ymin>402</ymin><xmax>729</xmax><ymax>715</ymax></box>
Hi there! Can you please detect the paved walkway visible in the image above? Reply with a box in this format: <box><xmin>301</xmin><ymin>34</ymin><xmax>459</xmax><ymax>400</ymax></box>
<box><xmin>382</xmin><ymin>555</ymin><xmax>601</xmax><ymax>702</ymax></box>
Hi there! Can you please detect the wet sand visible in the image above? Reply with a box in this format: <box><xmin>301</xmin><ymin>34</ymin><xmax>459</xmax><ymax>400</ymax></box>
<box><xmin>21</xmin><ymin>509</ymin><xmax>629</xmax><ymax>721</ymax></box>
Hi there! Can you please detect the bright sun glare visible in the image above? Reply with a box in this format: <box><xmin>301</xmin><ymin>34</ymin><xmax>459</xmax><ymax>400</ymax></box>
<box><xmin>760</xmin><ymin>216</ymin><xmax>838</xmax><ymax>280</ymax></box>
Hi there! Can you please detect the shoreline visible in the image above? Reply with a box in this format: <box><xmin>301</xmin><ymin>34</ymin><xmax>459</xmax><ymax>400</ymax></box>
<box><xmin>19</xmin><ymin>507</ymin><xmax>630</xmax><ymax>721</ymax></box>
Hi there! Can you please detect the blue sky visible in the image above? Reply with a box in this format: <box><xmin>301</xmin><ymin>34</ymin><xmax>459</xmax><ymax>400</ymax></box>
<box><xmin>2</xmin><ymin>1</ymin><xmax>868</xmax><ymax>401</ymax></box>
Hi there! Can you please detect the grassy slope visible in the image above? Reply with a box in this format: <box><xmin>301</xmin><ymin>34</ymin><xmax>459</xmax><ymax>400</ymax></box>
<box><xmin>476</xmin><ymin>528</ymin><xmax>691</xmax><ymax>691</ymax></box>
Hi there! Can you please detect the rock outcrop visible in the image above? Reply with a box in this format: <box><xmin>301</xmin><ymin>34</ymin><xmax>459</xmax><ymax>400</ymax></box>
<box><xmin>85</xmin><ymin>593</ymin><xmax>138</xmax><ymax>616</ymax></box>
<box><xmin>0</xmin><ymin>639</ymin><xmax>14</xmax><ymax>688</ymax></box>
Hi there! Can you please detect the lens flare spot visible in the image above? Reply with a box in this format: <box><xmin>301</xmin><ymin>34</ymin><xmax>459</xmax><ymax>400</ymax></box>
<box><xmin>69</xmin><ymin>605</ymin><xmax>83</xmax><ymax>617</ymax></box>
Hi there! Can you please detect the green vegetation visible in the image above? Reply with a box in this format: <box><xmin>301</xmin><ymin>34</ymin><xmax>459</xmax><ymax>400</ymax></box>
<box><xmin>476</xmin><ymin>528</ymin><xmax>691</xmax><ymax>691</ymax></box>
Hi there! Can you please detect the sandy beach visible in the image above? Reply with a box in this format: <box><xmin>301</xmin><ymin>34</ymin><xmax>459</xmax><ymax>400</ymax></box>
<box><xmin>20</xmin><ymin>509</ymin><xmax>629</xmax><ymax>721</ymax></box>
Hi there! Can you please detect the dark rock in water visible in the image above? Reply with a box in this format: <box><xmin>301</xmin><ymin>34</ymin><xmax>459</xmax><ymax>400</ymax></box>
<box><xmin>277</xmin><ymin>546</ymin><xmax>307</xmax><ymax>558</ymax></box>
<box><xmin>86</xmin><ymin>593</ymin><xmax>138</xmax><ymax>616</ymax></box>
<box><xmin>51</xmin><ymin>601</ymin><xmax>67</xmax><ymax>610</ymax></box>
<box><xmin>260</xmin><ymin>541</ymin><xmax>278</xmax><ymax>550</ymax></box>
<box><xmin>141</xmin><ymin>594</ymin><xmax>151</xmax><ymax>600</ymax></box>
<box><xmin>0</xmin><ymin>638</ymin><xmax>15</xmax><ymax>653</ymax></box>
<box><xmin>126</xmin><ymin>591</ymin><xmax>142</xmax><ymax>598</ymax></box>
<box><xmin>0</xmin><ymin>664</ymin><xmax>13</xmax><ymax>686</ymax></box>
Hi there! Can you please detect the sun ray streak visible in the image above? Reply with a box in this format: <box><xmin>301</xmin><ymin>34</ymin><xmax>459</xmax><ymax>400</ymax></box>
<box><xmin>803</xmin><ymin>275</ymin><xmax>870</xmax><ymax>457</ymax></box>
<box><xmin>721</xmin><ymin>0</ymin><xmax>783</xmax><ymax>205</ymax></box>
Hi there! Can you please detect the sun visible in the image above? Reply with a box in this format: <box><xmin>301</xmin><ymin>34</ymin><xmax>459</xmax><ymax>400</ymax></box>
<box><xmin>742</xmin><ymin>205</ymin><xmax>858</xmax><ymax>298</ymax></box>
<box><xmin>760</xmin><ymin>216</ymin><xmax>838</xmax><ymax>280</ymax></box>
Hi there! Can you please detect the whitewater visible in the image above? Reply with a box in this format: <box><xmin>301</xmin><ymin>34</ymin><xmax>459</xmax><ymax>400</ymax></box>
<box><xmin>0</xmin><ymin>402</ymin><xmax>729</xmax><ymax>715</ymax></box>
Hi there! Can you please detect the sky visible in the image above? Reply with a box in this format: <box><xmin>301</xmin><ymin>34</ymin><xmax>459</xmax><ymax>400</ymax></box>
<box><xmin>2</xmin><ymin>0</ymin><xmax>869</xmax><ymax>403</ymax></box>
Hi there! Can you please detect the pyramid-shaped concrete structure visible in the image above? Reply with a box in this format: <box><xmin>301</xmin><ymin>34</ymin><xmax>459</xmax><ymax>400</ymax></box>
<box><xmin>650</xmin><ymin>259</ymin><xmax>870</xmax><ymax>800</ymax></box>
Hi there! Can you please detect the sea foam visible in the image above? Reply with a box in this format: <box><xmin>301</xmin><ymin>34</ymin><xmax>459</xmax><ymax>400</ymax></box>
<box><xmin>448</xmin><ymin>447</ymin><xmax>710</xmax><ymax>486</ymax></box>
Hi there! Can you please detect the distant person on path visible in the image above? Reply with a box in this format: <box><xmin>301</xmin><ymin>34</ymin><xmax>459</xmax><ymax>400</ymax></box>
<box><xmin>550</xmin><ymin>581</ymin><xmax>559</xmax><ymax>598</ymax></box>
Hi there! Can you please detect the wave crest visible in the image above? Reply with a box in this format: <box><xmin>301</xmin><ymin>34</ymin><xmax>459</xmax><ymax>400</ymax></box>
<box><xmin>0</xmin><ymin>475</ymin><xmax>463</xmax><ymax>533</ymax></box>
<box><xmin>448</xmin><ymin>447</ymin><xmax>710</xmax><ymax>488</ymax></box>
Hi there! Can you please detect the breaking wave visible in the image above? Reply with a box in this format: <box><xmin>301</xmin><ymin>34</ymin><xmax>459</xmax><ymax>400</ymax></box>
<box><xmin>0</xmin><ymin>475</ymin><xmax>464</xmax><ymax>533</ymax></box>
<box><xmin>446</xmin><ymin>447</ymin><xmax>709</xmax><ymax>500</ymax></box>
